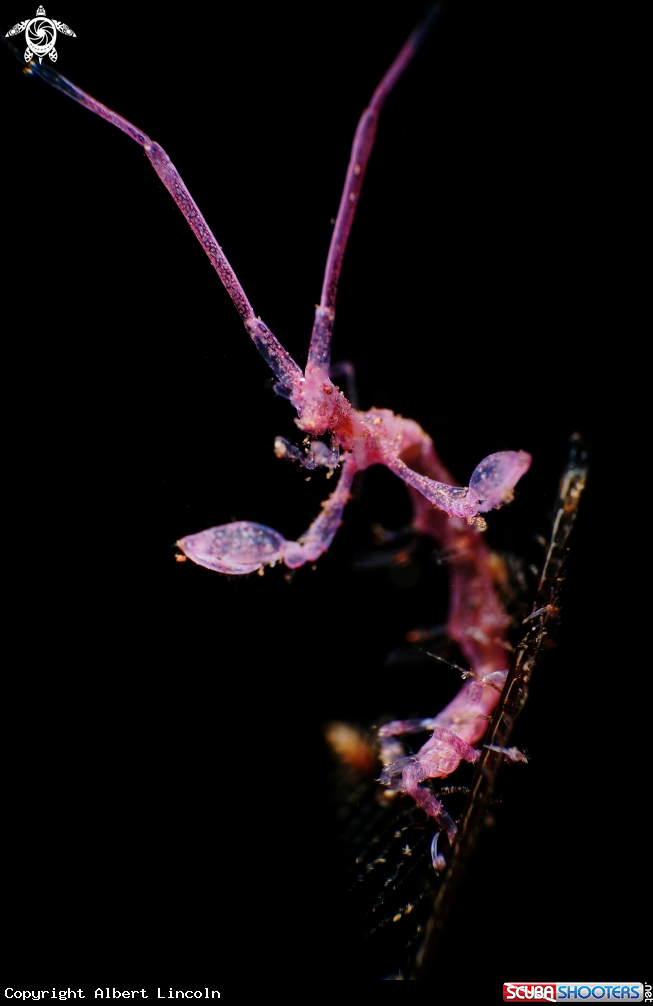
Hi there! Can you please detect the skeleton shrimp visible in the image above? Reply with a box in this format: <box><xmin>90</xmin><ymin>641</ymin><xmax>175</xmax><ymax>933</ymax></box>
<box><xmin>12</xmin><ymin>9</ymin><xmax>531</xmax><ymax>854</ymax></box>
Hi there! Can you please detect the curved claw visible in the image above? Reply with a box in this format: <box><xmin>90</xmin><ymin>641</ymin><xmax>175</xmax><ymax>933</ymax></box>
<box><xmin>430</xmin><ymin>830</ymin><xmax>447</xmax><ymax>871</ymax></box>
<box><xmin>177</xmin><ymin>520</ymin><xmax>306</xmax><ymax>574</ymax></box>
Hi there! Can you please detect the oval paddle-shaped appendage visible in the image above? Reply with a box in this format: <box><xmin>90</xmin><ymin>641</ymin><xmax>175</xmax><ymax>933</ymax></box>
<box><xmin>469</xmin><ymin>450</ymin><xmax>532</xmax><ymax>512</ymax></box>
<box><xmin>177</xmin><ymin>520</ymin><xmax>288</xmax><ymax>574</ymax></box>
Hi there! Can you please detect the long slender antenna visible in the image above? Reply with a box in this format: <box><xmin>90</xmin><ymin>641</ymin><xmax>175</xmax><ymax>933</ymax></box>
<box><xmin>307</xmin><ymin>5</ymin><xmax>443</xmax><ymax>374</ymax></box>
<box><xmin>5</xmin><ymin>39</ymin><xmax>303</xmax><ymax>390</ymax></box>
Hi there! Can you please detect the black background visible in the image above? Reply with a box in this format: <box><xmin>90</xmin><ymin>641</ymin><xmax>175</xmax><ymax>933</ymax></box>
<box><xmin>2</xmin><ymin>0</ymin><xmax>634</xmax><ymax>984</ymax></box>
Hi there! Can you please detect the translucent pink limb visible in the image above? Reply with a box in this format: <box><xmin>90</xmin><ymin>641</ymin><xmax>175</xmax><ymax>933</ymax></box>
<box><xmin>296</xmin><ymin>458</ymin><xmax>357</xmax><ymax>561</ymax></box>
<box><xmin>378</xmin><ymin>717</ymin><xmax>438</xmax><ymax>738</ymax></box>
<box><xmin>484</xmin><ymin>745</ymin><xmax>529</xmax><ymax>763</ymax></box>
<box><xmin>378</xmin><ymin>717</ymin><xmax>437</xmax><ymax>782</ymax></box>
<box><xmin>378</xmin><ymin>755</ymin><xmax>458</xmax><ymax>840</ymax></box>
<box><xmin>388</xmin><ymin>450</ymin><xmax>532</xmax><ymax>519</ymax></box>
<box><xmin>177</xmin><ymin>458</ymin><xmax>357</xmax><ymax>573</ymax></box>
<box><xmin>401</xmin><ymin>759</ymin><xmax>459</xmax><ymax>841</ymax></box>
<box><xmin>307</xmin><ymin>6</ymin><xmax>442</xmax><ymax>373</ymax></box>
<box><xmin>273</xmin><ymin>436</ymin><xmax>339</xmax><ymax>470</ymax></box>
<box><xmin>22</xmin><ymin>58</ymin><xmax>303</xmax><ymax>392</ymax></box>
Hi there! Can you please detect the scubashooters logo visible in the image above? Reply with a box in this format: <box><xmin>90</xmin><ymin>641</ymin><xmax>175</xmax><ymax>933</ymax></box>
<box><xmin>5</xmin><ymin>5</ymin><xmax>76</xmax><ymax>64</ymax></box>
<box><xmin>3</xmin><ymin>993</ymin><xmax>221</xmax><ymax>1001</ymax></box>
<box><xmin>503</xmin><ymin>985</ymin><xmax>645</xmax><ymax>1003</ymax></box>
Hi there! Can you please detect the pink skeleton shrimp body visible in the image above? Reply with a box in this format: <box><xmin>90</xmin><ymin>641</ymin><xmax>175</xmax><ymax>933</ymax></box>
<box><xmin>27</xmin><ymin>11</ymin><xmax>531</xmax><ymax>839</ymax></box>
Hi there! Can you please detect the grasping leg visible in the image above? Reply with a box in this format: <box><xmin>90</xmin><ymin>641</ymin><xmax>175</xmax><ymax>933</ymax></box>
<box><xmin>388</xmin><ymin>450</ymin><xmax>532</xmax><ymax>521</ymax></box>
<box><xmin>177</xmin><ymin>457</ymin><xmax>357</xmax><ymax>574</ymax></box>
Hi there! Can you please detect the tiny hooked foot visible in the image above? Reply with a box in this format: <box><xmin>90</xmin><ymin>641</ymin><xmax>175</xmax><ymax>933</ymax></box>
<box><xmin>430</xmin><ymin>830</ymin><xmax>447</xmax><ymax>871</ymax></box>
